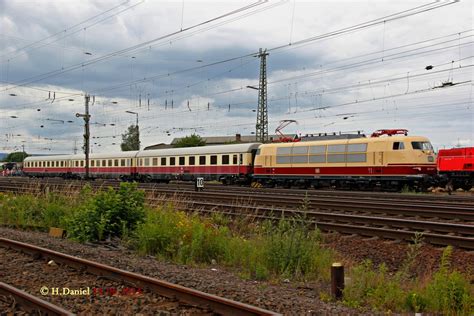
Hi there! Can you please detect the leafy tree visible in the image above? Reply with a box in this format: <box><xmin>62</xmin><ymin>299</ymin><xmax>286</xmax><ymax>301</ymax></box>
<box><xmin>173</xmin><ymin>134</ymin><xmax>206</xmax><ymax>148</ymax></box>
<box><xmin>3</xmin><ymin>151</ymin><xmax>28</xmax><ymax>162</ymax></box>
<box><xmin>121</xmin><ymin>125</ymin><xmax>139</xmax><ymax>151</ymax></box>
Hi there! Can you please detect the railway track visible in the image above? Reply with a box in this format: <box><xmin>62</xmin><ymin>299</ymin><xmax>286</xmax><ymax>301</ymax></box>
<box><xmin>0</xmin><ymin>237</ymin><xmax>279</xmax><ymax>315</ymax></box>
<box><xmin>1</xmin><ymin>177</ymin><xmax>473</xmax><ymax>249</ymax></box>
<box><xmin>0</xmin><ymin>282</ymin><xmax>74</xmax><ymax>315</ymax></box>
<box><xmin>2</xmin><ymin>176</ymin><xmax>474</xmax><ymax>203</ymax></box>
<box><xmin>1</xmin><ymin>177</ymin><xmax>472</xmax><ymax>221</ymax></box>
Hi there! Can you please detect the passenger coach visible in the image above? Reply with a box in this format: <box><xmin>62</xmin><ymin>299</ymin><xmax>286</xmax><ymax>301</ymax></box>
<box><xmin>23</xmin><ymin>143</ymin><xmax>261</xmax><ymax>183</ymax></box>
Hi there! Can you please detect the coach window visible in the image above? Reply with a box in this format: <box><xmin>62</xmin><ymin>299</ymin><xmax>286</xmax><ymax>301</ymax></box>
<box><xmin>81</xmin><ymin>161</ymin><xmax>85</xmax><ymax>167</ymax></box>
<box><xmin>121</xmin><ymin>159</ymin><xmax>126</xmax><ymax>167</ymax></box>
<box><xmin>222</xmin><ymin>155</ymin><xmax>229</xmax><ymax>165</ymax></box>
<box><xmin>276</xmin><ymin>156</ymin><xmax>291</xmax><ymax>164</ymax></box>
<box><xmin>152</xmin><ymin>158</ymin><xmax>158</xmax><ymax>166</ymax></box>
<box><xmin>309</xmin><ymin>155</ymin><xmax>326</xmax><ymax>163</ymax></box>
<box><xmin>233</xmin><ymin>155</ymin><xmax>238</xmax><ymax>164</ymax></box>
<box><xmin>90</xmin><ymin>160</ymin><xmax>94</xmax><ymax>167</ymax></box>
<box><xmin>102</xmin><ymin>160</ymin><xmax>106</xmax><ymax>167</ymax></box>
<box><xmin>199</xmin><ymin>156</ymin><xmax>206</xmax><ymax>165</ymax></box>
<box><xmin>348</xmin><ymin>143</ymin><xmax>367</xmax><ymax>152</ymax></box>
<box><xmin>179</xmin><ymin>157</ymin><xmax>185</xmax><ymax>166</ymax></box>
<box><xmin>347</xmin><ymin>153</ymin><xmax>366</xmax><ymax>162</ymax></box>
<box><xmin>393</xmin><ymin>142</ymin><xmax>405</xmax><ymax>150</ymax></box>
<box><xmin>210</xmin><ymin>155</ymin><xmax>217</xmax><ymax>165</ymax></box>
<box><xmin>144</xmin><ymin>158</ymin><xmax>150</xmax><ymax>166</ymax></box>
<box><xmin>170</xmin><ymin>157</ymin><xmax>176</xmax><ymax>165</ymax></box>
<box><xmin>292</xmin><ymin>155</ymin><xmax>308</xmax><ymax>163</ymax></box>
<box><xmin>189</xmin><ymin>156</ymin><xmax>195</xmax><ymax>165</ymax></box>
<box><xmin>108</xmin><ymin>160</ymin><xmax>112</xmax><ymax>167</ymax></box>
<box><xmin>328</xmin><ymin>144</ymin><xmax>346</xmax><ymax>153</ymax></box>
<box><xmin>75</xmin><ymin>161</ymin><xmax>79</xmax><ymax>167</ymax></box>
<box><xmin>161</xmin><ymin>157</ymin><xmax>166</xmax><ymax>166</ymax></box>
<box><xmin>327</xmin><ymin>154</ymin><xmax>345</xmax><ymax>163</ymax></box>
<box><xmin>114</xmin><ymin>159</ymin><xmax>119</xmax><ymax>167</ymax></box>
<box><xmin>292</xmin><ymin>146</ymin><xmax>308</xmax><ymax>155</ymax></box>
<box><xmin>310</xmin><ymin>145</ymin><xmax>326</xmax><ymax>154</ymax></box>
<box><xmin>277</xmin><ymin>147</ymin><xmax>292</xmax><ymax>155</ymax></box>
<box><xmin>239</xmin><ymin>154</ymin><xmax>243</xmax><ymax>164</ymax></box>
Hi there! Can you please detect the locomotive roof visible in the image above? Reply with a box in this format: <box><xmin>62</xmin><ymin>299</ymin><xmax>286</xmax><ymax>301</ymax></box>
<box><xmin>137</xmin><ymin>143</ymin><xmax>261</xmax><ymax>157</ymax></box>
<box><xmin>260</xmin><ymin>135</ymin><xmax>431</xmax><ymax>148</ymax></box>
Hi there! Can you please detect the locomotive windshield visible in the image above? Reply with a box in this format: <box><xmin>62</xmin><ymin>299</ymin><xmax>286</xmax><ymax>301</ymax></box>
<box><xmin>411</xmin><ymin>141</ymin><xmax>433</xmax><ymax>151</ymax></box>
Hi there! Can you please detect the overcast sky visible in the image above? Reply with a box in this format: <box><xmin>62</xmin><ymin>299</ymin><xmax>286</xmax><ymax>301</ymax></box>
<box><xmin>0</xmin><ymin>0</ymin><xmax>472</xmax><ymax>154</ymax></box>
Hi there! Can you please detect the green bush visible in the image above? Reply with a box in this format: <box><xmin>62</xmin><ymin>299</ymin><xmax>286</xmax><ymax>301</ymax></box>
<box><xmin>66</xmin><ymin>182</ymin><xmax>145</xmax><ymax>242</ymax></box>
<box><xmin>343</xmin><ymin>260</ymin><xmax>405</xmax><ymax>310</ymax></box>
<box><xmin>423</xmin><ymin>246</ymin><xmax>473</xmax><ymax>315</ymax></box>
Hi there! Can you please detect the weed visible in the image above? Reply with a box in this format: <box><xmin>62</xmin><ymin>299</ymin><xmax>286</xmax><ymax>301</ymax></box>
<box><xmin>66</xmin><ymin>182</ymin><xmax>145</xmax><ymax>242</ymax></box>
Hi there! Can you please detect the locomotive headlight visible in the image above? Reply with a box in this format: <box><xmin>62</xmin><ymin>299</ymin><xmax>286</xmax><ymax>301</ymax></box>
<box><xmin>427</xmin><ymin>156</ymin><xmax>434</xmax><ymax>162</ymax></box>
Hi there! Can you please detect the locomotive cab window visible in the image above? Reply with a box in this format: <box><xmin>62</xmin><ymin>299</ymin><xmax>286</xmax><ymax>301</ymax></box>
<box><xmin>393</xmin><ymin>142</ymin><xmax>405</xmax><ymax>150</ymax></box>
<box><xmin>411</xmin><ymin>142</ymin><xmax>433</xmax><ymax>151</ymax></box>
<box><xmin>222</xmin><ymin>155</ymin><xmax>229</xmax><ymax>165</ymax></box>
<box><xmin>210</xmin><ymin>155</ymin><xmax>217</xmax><ymax>165</ymax></box>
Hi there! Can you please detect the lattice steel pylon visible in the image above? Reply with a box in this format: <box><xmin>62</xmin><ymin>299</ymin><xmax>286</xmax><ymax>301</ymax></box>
<box><xmin>256</xmin><ymin>48</ymin><xmax>269</xmax><ymax>143</ymax></box>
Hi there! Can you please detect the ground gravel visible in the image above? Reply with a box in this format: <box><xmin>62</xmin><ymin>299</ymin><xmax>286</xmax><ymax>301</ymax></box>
<box><xmin>0</xmin><ymin>247</ymin><xmax>214</xmax><ymax>315</ymax></box>
<box><xmin>0</xmin><ymin>227</ymin><xmax>354</xmax><ymax>315</ymax></box>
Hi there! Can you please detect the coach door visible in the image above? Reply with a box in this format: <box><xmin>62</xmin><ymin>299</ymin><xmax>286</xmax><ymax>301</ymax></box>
<box><xmin>131</xmin><ymin>158</ymin><xmax>137</xmax><ymax>175</ymax></box>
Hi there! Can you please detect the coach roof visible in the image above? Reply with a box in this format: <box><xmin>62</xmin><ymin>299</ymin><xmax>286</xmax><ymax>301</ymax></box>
<box><xmin>137</xmin><ymin>143</ymin><xmax>261</xmax><ymax>158</ymax></box>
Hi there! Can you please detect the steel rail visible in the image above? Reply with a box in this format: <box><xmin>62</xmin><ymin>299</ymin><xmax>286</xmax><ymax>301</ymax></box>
<box><xmin>1</xmin><ymin>179</ymin><xmax>472</xmax><ymax>221</ymax></box>
<box><xmin>187</xmin><ymin>206</ymin><xmax>474</xmax><ymax>249</ymax></box>
<box><xmin>0</xmin><ymin>282</ymin><xmax>74</xmax><ymax>316</ymax></box>
<box><xmin>1</xmin><ymin>177</ymin><xmax>473</xmax><ymax>203</ymax></box>
<box><xmin>0</xmin><ymin>180</ymin><xmax>472</xmax><ymax>214</ymax></box>
<box><xmin>0</xmin><ymin>238</ymin><xmax>280</xmax><ymax>316</ymax></box>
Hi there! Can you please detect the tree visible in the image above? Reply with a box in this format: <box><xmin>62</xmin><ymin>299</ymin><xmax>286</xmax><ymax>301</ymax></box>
<box><xmin>121</xmin><ymin>125</ymin><xmax>139</xmax><ymax>151</ymax></box>
<box><xmin>3</xmin><ymin>151</ymin><xmax>28</xmax><ymax>162</ymax></box>
<box><xmin>173</xmin><ymin>134</ymin><xmax>206</xmax><ymax>148</ymax></box>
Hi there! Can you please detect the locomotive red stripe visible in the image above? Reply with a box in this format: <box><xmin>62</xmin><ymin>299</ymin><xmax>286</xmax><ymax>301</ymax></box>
<box><xmin>253</xmin><ymin>165</ymin><xmax>436</xmax><ymax>176</ymax></box>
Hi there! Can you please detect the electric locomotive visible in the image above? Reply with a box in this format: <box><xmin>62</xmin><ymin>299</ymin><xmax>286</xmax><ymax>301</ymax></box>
<box><xmin>253</xmin><ymin>129</ymin><xmax>437</xmax><ymax>191</ymax></box>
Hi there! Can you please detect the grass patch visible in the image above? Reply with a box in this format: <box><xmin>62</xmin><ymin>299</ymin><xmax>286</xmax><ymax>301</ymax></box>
<box><xmin>343</xmin><ymin>245</ymin><xmax>473</xmax><ymax>315</ymax></box>
<box><xmin>133</xmin><ymin>205</ymin><xmax>333</xmax><ymax>281</ymax></box>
